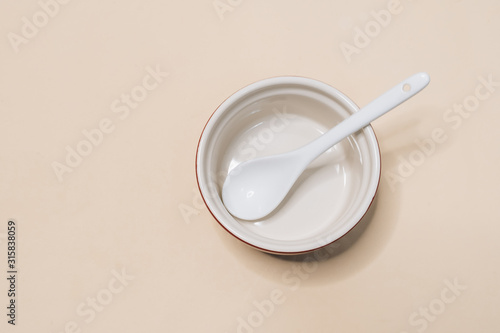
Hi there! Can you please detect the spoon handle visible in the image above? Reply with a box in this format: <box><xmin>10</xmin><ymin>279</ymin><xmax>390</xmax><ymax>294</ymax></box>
<box><xmin>299</xmin><ymin>72</ymin><xmax>430</xmax><ymax>163</ymax></box>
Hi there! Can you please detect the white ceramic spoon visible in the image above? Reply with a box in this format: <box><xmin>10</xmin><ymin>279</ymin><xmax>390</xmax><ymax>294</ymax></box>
<box><xmin>222</xmin><ymin>72</ymin><xmax>430</xmax><ymax>220</ymax></box>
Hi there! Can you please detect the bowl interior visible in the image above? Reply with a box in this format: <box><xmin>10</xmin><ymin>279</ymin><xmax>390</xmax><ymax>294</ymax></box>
<box><xmin>197</xmin><ymin>77</ymin><xmax>380</xmax><ymax>253</ymax></box>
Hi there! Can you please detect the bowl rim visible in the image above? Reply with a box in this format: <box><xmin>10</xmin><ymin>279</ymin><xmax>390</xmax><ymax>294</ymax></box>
<box><xmin>195</xmin><ymin>75</ymin><xmax>381</xmax><ymax>255</ymax></box>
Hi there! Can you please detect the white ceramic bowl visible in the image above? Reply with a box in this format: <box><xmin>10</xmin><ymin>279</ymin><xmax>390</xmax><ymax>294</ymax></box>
<box><xmin>196</xmin><ymin>76</ymin><xmax>381</xmax><ymax>254</ymax></box>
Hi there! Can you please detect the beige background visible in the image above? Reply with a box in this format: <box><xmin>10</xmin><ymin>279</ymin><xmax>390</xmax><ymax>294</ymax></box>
<box><xmin>1</xmin><ymin>0</ymin><xmax>499</xmax><ymax>332</ymax></box>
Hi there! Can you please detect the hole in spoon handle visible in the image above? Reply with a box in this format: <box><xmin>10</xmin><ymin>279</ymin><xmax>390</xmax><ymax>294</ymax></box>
<box><xmin>401</xmin><ymin>72</ymin><xmax>430</xmax><ymax>95</ymax></box>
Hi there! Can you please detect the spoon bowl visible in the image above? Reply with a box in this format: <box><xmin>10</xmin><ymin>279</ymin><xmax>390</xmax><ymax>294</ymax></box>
<box><xmin>222</xmin><ymin>150</ymin><xmax>307</xmax><ymax>220</ymax></box>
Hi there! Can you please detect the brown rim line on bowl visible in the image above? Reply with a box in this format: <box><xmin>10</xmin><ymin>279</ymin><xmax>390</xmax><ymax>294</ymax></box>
<box><xmin>196</xmin><ymin>76</ymin><xmax>381</xmax><ymax>254</ymax></box>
